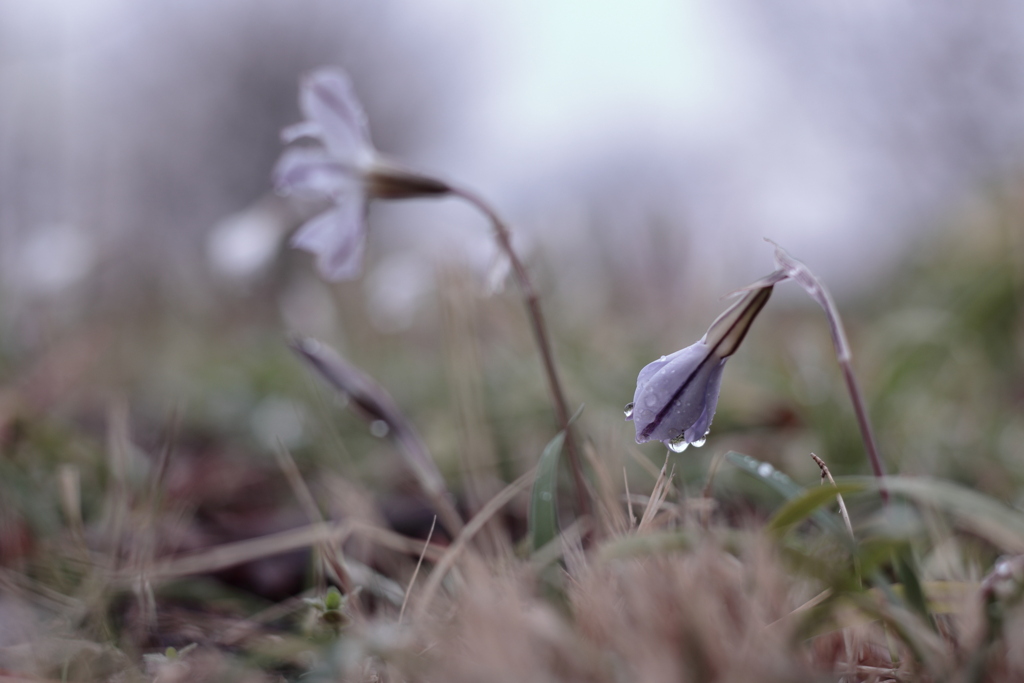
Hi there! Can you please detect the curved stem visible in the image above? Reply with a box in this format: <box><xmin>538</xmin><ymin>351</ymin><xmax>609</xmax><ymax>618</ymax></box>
<box><xmin>767</xmin><ymin>240</ymin><xmax>888</xmax><ymax>503</ymax></box>
<box><xmin>808</xmin><ymin>284</ymin><xmax>888</xmax><ymax>502</ymax></box>
<box><xmin>841</xmin><ymin>364</ymin><xmax>889</xmax><ymax>503</ymax></box>
<box><xmin>449</xmin><ymin>185</ymin><xmax>592</xmax><ymax>520</ymax></box>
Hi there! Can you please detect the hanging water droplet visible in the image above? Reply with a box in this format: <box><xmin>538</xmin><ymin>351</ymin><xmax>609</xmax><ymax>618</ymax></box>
<box><xmin>690</xmin><ymin>436</ymin><xmax>707</xmax><ymax>448</ymax></box>
<box><xmin>623</xmin><ymin>402</ymin><xmax>634</xmax><ymax>418</ymax></box>
<box><xmin>667</xmin><ymin>436</ymin><xmax>689</xmax><ymax>453</ymax></box>
<box><xmin>370</xmin><ymin>420</ymin><xmax>390</xmax><ymax>438</ymax></box>
<box><xmin>757</xmin><ymin>462</ymin><xmax>774</xmax><ymax>478</ymax></box>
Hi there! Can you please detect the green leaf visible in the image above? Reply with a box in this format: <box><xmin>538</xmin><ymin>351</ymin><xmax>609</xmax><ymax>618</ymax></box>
<box><xmin>727</xmin><ymin>452</ymin><xmax>850</xmax><ymax>539</ymax></box>
<box><xmin>768</xmin><ymin>482</ymin><xmax>861</xmax><ymax>537</ymax></box>
<box><xmin>894</xmin><ymin>552</ymin><xmax>934</xmax><ymax>629</ymax></box>
<box><xmin>842</xmin><ymin>476</ymin><xmax>1024</xmax><ymax>553</ymax></box>
<box><xmin>725</xmin><ymin>451</ymin><xmax>806</xmax><ymax>500</ymax></box>
<box><xmin>529</xmin><ymin>431</ymin><xmax>565</xmax><ymax>553</ymax></box>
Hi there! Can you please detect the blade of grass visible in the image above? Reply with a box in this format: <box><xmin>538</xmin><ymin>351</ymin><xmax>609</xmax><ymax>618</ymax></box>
<box><xmin>399</xmin><ymin>516</ymin><xmax>436</xmax><ymax>624</ymax></box>
<box><xmin>811</xmin><ymin>453</ymin><xmax>854</xmax><ymax>537</ymax></box>
<box><xmin>272</xmin><ymin>442</ymin><xmax>358</xmax><ymax>614</ymax></box>
<box><xmin>894</xmin><ymin>552</ymin><xmax>934</xmax><ymax>630</ymax></box>
<box><xmin>528</xmin><ymin>404</ymin><xmax>586</xmax><ymax>553</ymax></box>
<box><xmin>132</xmin><ymin>519</ymin><xmax>445</xmax><ymax>583</ymax></box>
<box><xmin>637</xmin><ymin>454</ymin><xmax>674</xmax><ymax>533</ymax></box>
<box><xmin>414</xmin><ymin>469</ymin><xmax>535</xmax><ymax>620</ymax></box>
<box><xmin>768</xmin><ymin>482</ymin><xmax>862</xmax><ymax>541</ymax></box>
<box><xmin>529</xmin><ymin>431</ymin><xmax>564</xmax><ymax>553</ymax></box>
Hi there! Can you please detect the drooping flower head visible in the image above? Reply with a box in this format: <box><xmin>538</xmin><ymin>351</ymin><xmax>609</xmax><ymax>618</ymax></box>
<box><xmin>274</xmin><ymin>68</ymin><xmax>450</xmax><ymax>281</ymax></box>
<box><xmin>627</xmin><ymin>272</ymin><xmax>785</xmax><ymax>452</ymax></box>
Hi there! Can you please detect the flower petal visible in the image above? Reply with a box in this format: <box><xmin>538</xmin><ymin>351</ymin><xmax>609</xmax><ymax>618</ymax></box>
<box><xmin>290</xmin><ymin>200</ymin><xmax>367</xmax><ymax>281</ymax></box>
<box><xmin>273</xmin><ymin>147</ymin><xmax>356</xmax><ymax>200</ymax></box>
<box><xmin>682</xmin><ymin>358</ymin><xmax>726</xmax><ymax>444</ymax></box>
<box><xmin>300</xmin><ymin>68</ymin><xmax>373</xmax><ymax>164</ymax></box>
<box><xmin>281</xmin><ymin>121</ymin><xmax>321</xmax><ymax>144</ymax></box>
<box><xmin>632</xmin><ymin>341</ymin><xmax>722</xmax><ymax>444</ymax></box>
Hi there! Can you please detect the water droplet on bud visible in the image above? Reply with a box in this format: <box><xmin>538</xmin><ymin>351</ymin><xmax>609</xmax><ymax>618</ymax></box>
<box><xmin>623</xmin><ymin>402</ymin><xmax>634</xmax><ymax>419</ymax></box>
<box><xmin>370</xmin><ymin>420</ymin><xmax>390</xmax><ymax>438</ymax></box>
<box><xmin>690</xmin><ymin>436</ymin><xmax>707</xmax><ymax>448</ymax></box>
<box><xmin>667</xmin><ymin>436</ymin><xmax>689</xmax><ymax>453</ymax></box>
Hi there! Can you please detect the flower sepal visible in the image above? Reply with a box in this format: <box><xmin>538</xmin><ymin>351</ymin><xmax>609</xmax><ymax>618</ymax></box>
<box><xmin>365</xmin><ymin>158</ymin><xmax>451</xmax><ymax>199</ymax></box>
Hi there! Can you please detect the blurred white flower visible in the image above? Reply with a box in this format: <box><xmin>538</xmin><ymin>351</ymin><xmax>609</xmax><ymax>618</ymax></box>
<box><xmin>274</xmin><ymin>68</ymin><xmax>450</xmax><ymax>281</ymax></box>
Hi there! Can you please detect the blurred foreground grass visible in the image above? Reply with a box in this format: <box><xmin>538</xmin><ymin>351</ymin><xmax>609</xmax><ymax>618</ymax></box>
<box><xmin>1</xmin><ymin>192</ymin><xmax>1024</xmax><ymax>681</ymax></box>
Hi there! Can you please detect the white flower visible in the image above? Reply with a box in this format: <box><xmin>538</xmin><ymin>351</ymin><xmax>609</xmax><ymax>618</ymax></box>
<box><xmin>274</xmin><ymin>68</ymin><xmax>449</xmax><ymax>281</ymax></box>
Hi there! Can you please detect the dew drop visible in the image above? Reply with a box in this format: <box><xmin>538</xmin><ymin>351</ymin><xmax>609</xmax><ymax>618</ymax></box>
<box><xmin>757</xmin><ymin>462</ymin><xmax>774</xmax><ymax>478</ymax></box>
<box><xmin>667</xmin><ymin>437</ymin><xmax>689</xmax><ymax>453</ymax></box>
<box><xmin>540</xmin><ymin>491</ymin><xmax>552</xmax><ymax>502</ymax></box>
<box><xmin>370</xmin><ymin>420</ymin><xmax>390</xmax><ymax>438</ymax></box>
<box><xmin>623</xmin><ymin>402</ymin><xmax>634</xmax><ymax>419</ymax></box>
<box><xmin>690</xmin><ymin>436</ymin><xmax>707</xmax><ymax>448</ymax></box>
<box><xmin>644</xmin><ymin>393</ymin><xmax>659</xmax><ymax>408</ymax></box>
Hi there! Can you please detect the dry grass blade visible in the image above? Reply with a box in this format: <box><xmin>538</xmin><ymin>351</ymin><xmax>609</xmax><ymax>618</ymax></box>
<box><xmin>811</xmin><ymin>453</ymin><xmax>854</xmax><ymax>538</ymax></box>
<box><xmin>57</xmin><ymin>464</ymin><xmax>83</xmax><ymax>538</ymax></box>
<box><xmin>400</xmin><ymin>516</ymin><xmax>436</xmax><ymax>624</ymax></box>
<box><xmin>583</xmin><ymin>436</ymin><xmax>628</xmax><ymax>537</ymax></box>
<box><xmin>439</xmin><ymin>268</ymin><xmax>508</xmax><ymax>556</ymax></box>
<box><xmin>696</xmin><ymin>449</ymin><xmax>729</xmax><ymax>529</ymax></box>
<box><xmin>624</xmin><ymin>468</ymin><xmax>636</xmax><ymax>529</ymax></box>
<box><xmin>448</xmin><ymin>185</ymin><xmax>591</xmax><ymax>520</ymax></box>
<box><xmin>413</xmin><ymin>469</ymin><xmax>534</xmax><ymax>620</ymax></box>
<box><xmin>766</xmin><ymin>589</ymin><xmax>832</xmax><ymax>632</ymax></box>
<box><xmin>131</xmin><ymin>519</ymin><xmax>446</xmax><ymax>583</ymax></box>
<box><xmin>637</xmin><ymin>454</ymin><xmax>673</xmax><ymax>533</ymax></box>
<box><xmin>273</xmin><ymin>443</ymin><xmax>358</xmax><ymax>611</ymax></box>
<box><xmin>629</xmin><ymin>446</ymin><xmax>668</xmax><ymax>481</ymax></box>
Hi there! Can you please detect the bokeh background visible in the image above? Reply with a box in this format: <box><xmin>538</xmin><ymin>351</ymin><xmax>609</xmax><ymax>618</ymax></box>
<box><xmin>6</xmin><ymin>0</ymin><xmax>1024</xmax><ymax>307</ymax></box>
<box><xmin>3</xmin><ymin>0</ymin><xmax>1024</xmax><ymax>564</ymax></box>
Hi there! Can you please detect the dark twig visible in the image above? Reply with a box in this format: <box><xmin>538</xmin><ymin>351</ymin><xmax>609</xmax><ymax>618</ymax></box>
<box><xmin>291</xmin><ymin>337</ymin><xmax>466</xmax><ymax>538</ymax></box>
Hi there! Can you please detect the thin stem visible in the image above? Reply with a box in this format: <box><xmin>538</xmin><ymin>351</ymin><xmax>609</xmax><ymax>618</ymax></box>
<box><xmin>815</xmin><ymin>286</ymin><xmax>889</xmax><ymax>501</ymax></box>
<box><xmin>840</xmin><ymin>364</ymin><xmax>889</xmax><ymax>502</ymax></box>
<box><xmin>768</xmin><ymin>240</ymin><xmax>888</xmax><ymax>502</ymax></box>
<box><xmin>449</xmin><ymin>185</ymin><xmax>592</xmax><ymax>520</ymax></box>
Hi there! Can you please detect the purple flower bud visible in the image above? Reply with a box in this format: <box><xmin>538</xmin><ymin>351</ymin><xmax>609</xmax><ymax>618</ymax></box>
<box><xmin>627</xmin><ymin>342</ymin><xmax>727</xmax><ymax>452</ymax></box>
<box><xmin>627</xmin><ymin>283</ymin><xmax>777</xmax><ymax>452</ymax></box>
